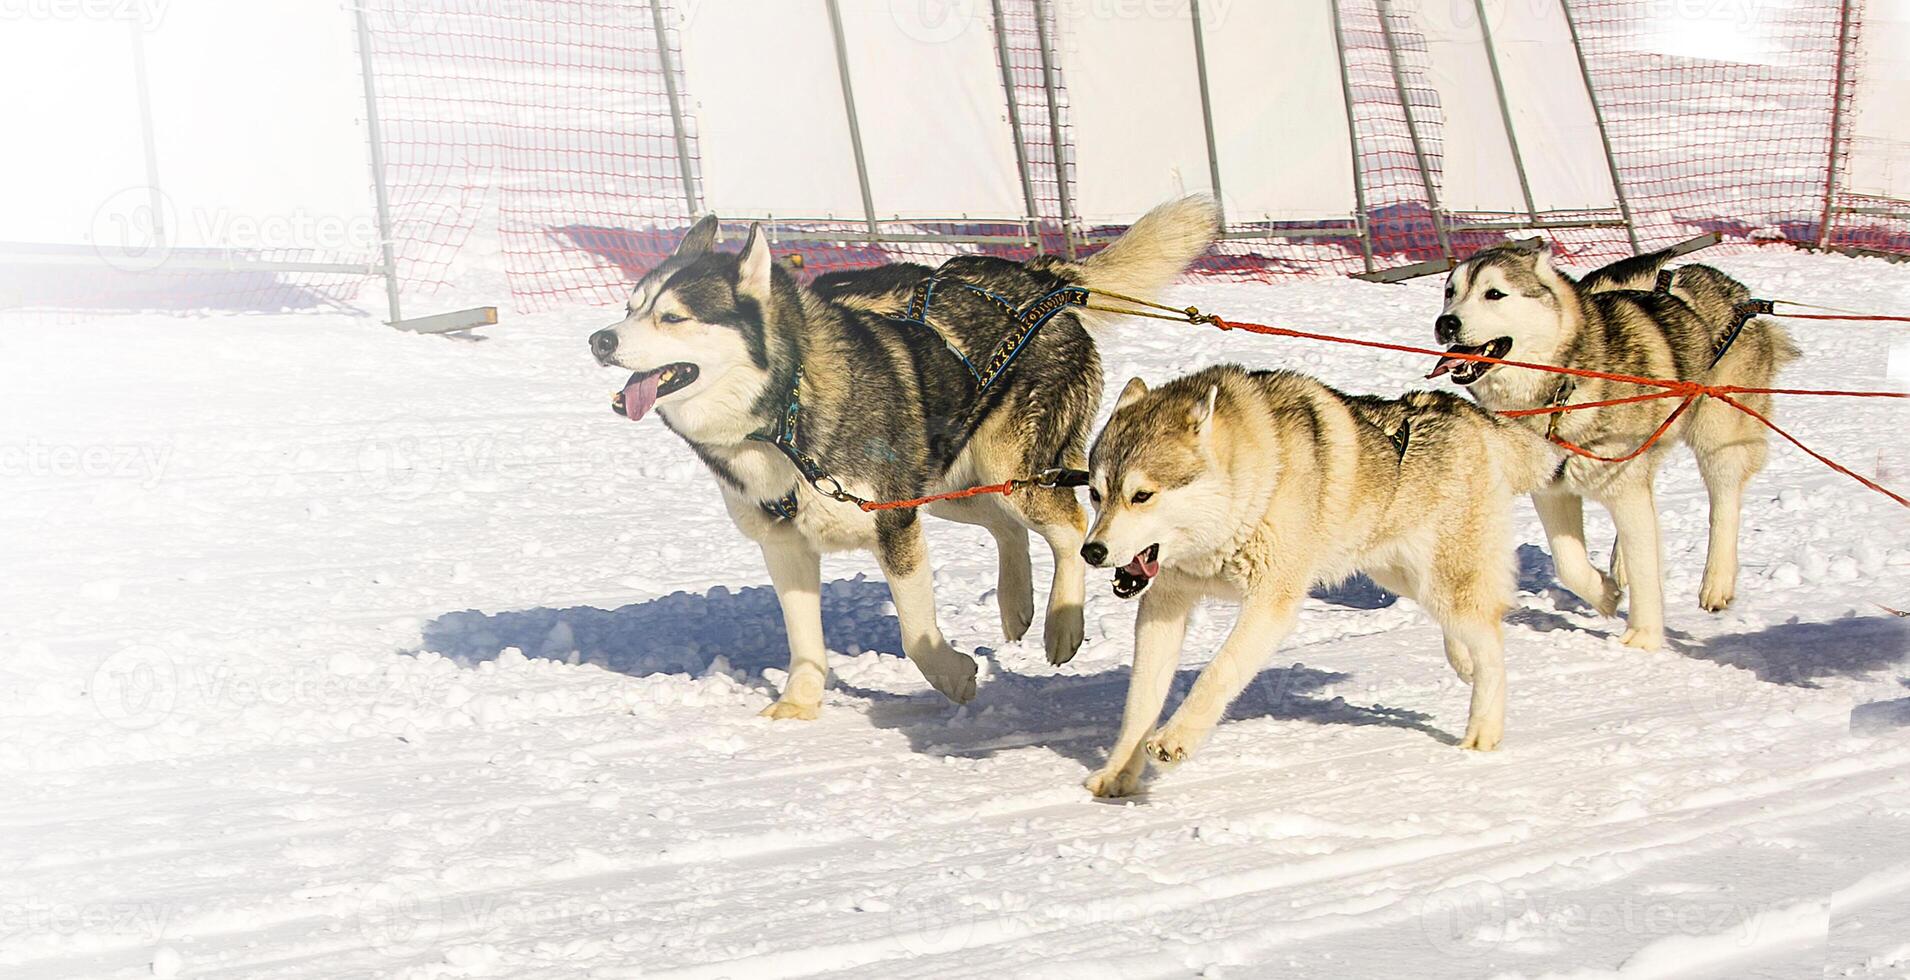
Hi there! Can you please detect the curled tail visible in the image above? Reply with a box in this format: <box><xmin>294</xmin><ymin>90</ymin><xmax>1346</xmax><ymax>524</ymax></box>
<box><xmin>1053</xmin><ymin>195</ymin><xmax>1221</xmax><ymax>330</ymax></box>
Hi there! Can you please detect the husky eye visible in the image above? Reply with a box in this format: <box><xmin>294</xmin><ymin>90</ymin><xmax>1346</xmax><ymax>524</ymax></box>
<box><xmin>1130</xmin><ymin>490</ymin><xmax>1154</xmax><ymax>505</ymax></box>
<box><xmin>1088</xmin><ymin>487</ymin><xmax>1102</xmax><ymax>504</ymax></box>
<box><xmin>659</xmin><ymin>311</ymin><xmax>689</xmax><ymax>324</ymax></box>
<box><xmin>1443</xmin><ymin>285</ymin><xmax>1454</xmax><ymax>299</ymax></box>
<box><xmin>1483</xmin><ymin>289</ymin><xmax>1506</xmax><ymax>301</ymax></box>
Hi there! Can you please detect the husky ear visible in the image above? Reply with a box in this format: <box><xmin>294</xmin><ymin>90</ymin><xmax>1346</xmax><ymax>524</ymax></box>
<box><xmin>676</xmin><ymin>215</ymin><xmax>720</xmax><ymax>258</ymax></box>
<box><xmin>1114</xmin><ymin>377</ymin><xmax>1149</xmax><ymax>412</ymax></box>
<box><xmin>1190</xmin><ymin>385</ymin><xmax>1219</xmax><ymax>436</ymax></box>
<box><xmin>738</xmin><ymin>223</ymin><xmax>773</xmax><ymax>301</ymax></box>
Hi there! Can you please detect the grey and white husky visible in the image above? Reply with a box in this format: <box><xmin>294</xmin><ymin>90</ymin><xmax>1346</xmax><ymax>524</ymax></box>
<box><xmin>590</xmin><ymin>197</ymin><xmax>1220</xmax><ymax>718</ymax></box>
<box><xmin>1079</xmin><ymin>367</ymin><xmax>1561</xmax><ymax>798</ymax></box>
<box><xmin>1432</xmin><ymin>242</ymin><xmax>1798</xmax><ymax>650</ymax></box>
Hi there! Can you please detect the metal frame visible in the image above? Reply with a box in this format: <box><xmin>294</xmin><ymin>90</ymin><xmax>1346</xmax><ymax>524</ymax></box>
<box><xmin>989</xmin><ymin>0</ymin><xmax>1042</xmax><ymax>244</ymax></box>
<box><xmin>823</xmin><ymin>0</ymin><xmax>881</xmax><ymax>238</ymax></box>
<box><xmin>1471</xmin><ymin>0</ymin><xmax>1540</xmax><ymax>226</ymax></box>
<box><xmin>1031</xmin><ymin>0</ymin><xmax>1077</xmax><ymax>259</ymax></box>
<box><xmin>650</xmin><ymin>0</ymin><xmax>700</xmax><ymax>219</ymax></box>
<box><xmin>1558</xmin><ymin>0</ymin><xmax>1639</xmax><ymax>253</ymax></box>
<box><xmin>1376</xmin><ymin>0</ymin><xmax>1453</xmax><ymax>263</ymax></box>
<box><xmin>1329</xmin><ymin>0</ymin><xmax>1375</xmax><ymax>274</ymax></box>
<box><xmin>1187</xmin><ymin>0</ymin><xmax>1227</xmax><ymax>230</ymax></box>
<box><xmin>352</xmin><ymin>2</ymin><xmax>404</xmax><ymax>324</ymax></box>
<box><xmin>1819</xmin><ymin>0</ymin><xmax>1856</xmax><ymax>249</ymax></box>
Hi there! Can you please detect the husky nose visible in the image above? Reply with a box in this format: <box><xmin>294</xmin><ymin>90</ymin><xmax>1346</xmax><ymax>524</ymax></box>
<box><xmin>1435</xmin><ymin>314</ymin><xmax>1462</xmax><ymax>344</ymax></box>
<box><xmin>1080</xmin><ymin>542</ymin><xmax>1108</xmax><ymax>566</ymax></box>
<box><xmin>589</xmin><ymin>329</ymin><xmax>618</xmax><ymax>362</ymax></box>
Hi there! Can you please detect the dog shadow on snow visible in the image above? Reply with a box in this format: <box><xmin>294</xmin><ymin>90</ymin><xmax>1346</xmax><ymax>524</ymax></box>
<box><xmin>1508</xmin><ymin>545</ymin><xmax>1909</xmax><ymax>690</ymax></box>
<box><xmin>414</xmin><ymin>573</ymin><xmax>1447</xmax><ymax>767</ymax></box>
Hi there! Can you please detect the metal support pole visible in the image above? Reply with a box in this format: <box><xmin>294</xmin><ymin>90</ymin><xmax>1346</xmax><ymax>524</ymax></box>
<box><xmin>1187</xmin><ymin>0</ymin><xmax>1226</xmax><ymax>229</ymax></box>
<box><xmin>127</xmin><ymin>21</ymin><xmax>167</xmax><ymax>255</ymax></box>
<box><xmin>989</xmin><ymin>0</ymin><xmax>1042</xmax><ymax>245</ymax></box>
<box><xmin>353</xmin><ymin>3</ymin><xmax>403</xmax><ymax>325</ymax></box>
<box><xmin>650</xmin><ymin>0</ymin><xmax>700</xmax><ymax>218</ymax></box>
<box><xmin>1376</xmin><ymin>0</ymin><xmax>1452</xmax><ymax>261</ymax></box>
<box><xmin>1558</xmin><ymin>0</ymin><xmax>1638</xmax><ymax>253</ymax></box>
<box><xmin>824</xmin><ymin>0</ymin><xmax>880</xmax><ymax>237</ymax></box>
<box><xmin>1819</xmin><ymin>0</ymin><xmax>1855</xmax><ymax>249</ymax></box>
<box><xmin>1329</xmin><ymin>0</ymin><xmax>1374</xmax><ymax>274</ymax></box>
<box><xmin>1031</xmin><ymin>0</ymin><xmax>1076</xmax><ymax>259</ymax></box>
<box><xmin>1471</xmin><ymin>0</ymin><xmax>1539</xmax><ymax>226</ymax></box>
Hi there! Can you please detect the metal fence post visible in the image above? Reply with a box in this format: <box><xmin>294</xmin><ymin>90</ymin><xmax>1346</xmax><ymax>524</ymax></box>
<box><xmin>1031</xmin><ymin>0</ymin><xmax>1076</xmax><ymax>259</ymax></box>
<box><xmin>352</xmin><ymin>2</ymin><xmax>403</xmax><ymax>325</ymax></box>
<box><xmin>1558</xmin><ymin>0</ymin><xmax>1638</xmax><ymax>253</ymax></box>
<box><xmin>824</xmin><ymin>0</ymin><xmax>881</xmax><ymax>237</ymax></box>
<box><xmin>650</xmin><ymin>0</ymin><xmax>701</xmax><ymax>219</ymax></box>
<box><xmin>1188</xmin><ymin>0</ymin><xmax>1226</xmax><ymax>230</ymax></box>
<box><xmin>1470</xmin><ymin>0</ymin><xmax>1539</xmax><ymax>226</ymax></box>
<box><xmin>1376</xmin><ymin>0</ymin><xmax>1452</xmax><ymax>262</ymax></box>
<box><xmin>128</xmin><ymin>21</ymin><xmax>168</xmax><ymax>256</ymax></box>
<box><xmin>989</xmin><ymin>0</ymin><xmax>1042</xmax><ymax>245</ymax></box>
<box><xmin>1819</xmin><ymin>0</ymin><xmax>1855</xmax><ymax>250</ymax></box>
<box><xmin>1329</xmin><ymin>0</ymin><xmax>1374</xmax><ymax>273</ymax></box>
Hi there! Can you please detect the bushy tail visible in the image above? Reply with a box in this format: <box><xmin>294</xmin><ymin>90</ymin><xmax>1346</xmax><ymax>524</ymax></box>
<box><xmin>1065</xmin><ymin>195</ymin><xmax>1220</xmax><ymax>329</ymax></box>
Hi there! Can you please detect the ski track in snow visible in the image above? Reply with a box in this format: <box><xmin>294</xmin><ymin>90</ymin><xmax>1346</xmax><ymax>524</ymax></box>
<box><xmin>3</xmin><ymin>250</ymin><xmax>1909</xmax><ymax>979</ymax></box>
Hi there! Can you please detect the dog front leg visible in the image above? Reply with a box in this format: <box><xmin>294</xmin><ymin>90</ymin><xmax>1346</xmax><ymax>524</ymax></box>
<box><xmin>1146</xmin><ymin>591</ymin><xmax>1302</xmax><ymax>767</ymax></box>
<box><xmin>875</xmin><ymin>511</ymin><xmax>978</xmax><ymax>704</ymax></box>
<box><xmin>759</xmin><ymin>534</ymin><xmax>828</xmax><ymax>720</ymax></box>
<box><xmin>1606</xmin><ymin>483</ymin><xmax>1665</xmax><ymax>650</ymax></box>
<box><xmin>1085</xmin><ymin>584</ymin><xmax>1194</xmax><ymax>798</ymax></box>
<box><xmin>1533</xmin><ymin>490</ymin><xmax>1621</xmax><ymax>616</ymax></box>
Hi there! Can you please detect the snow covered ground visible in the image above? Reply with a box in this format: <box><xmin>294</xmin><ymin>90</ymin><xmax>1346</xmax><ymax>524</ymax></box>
<box><xmin>3</xmin><ymin>247</ymin><xmax>1908</xmax><ymax>979</ymax></box>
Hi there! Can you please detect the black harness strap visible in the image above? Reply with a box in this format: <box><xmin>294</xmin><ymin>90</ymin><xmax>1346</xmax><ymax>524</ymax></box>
<box><xmin>891</xmin><ymin>272</ymin><xmax>1090</xmax><ymax>392</ymax></box>
<box><xmin>746</xmin><ymin>367</ymin><xmax>833</xmax><ymax>522</ymax></box>
<box><xmin>1710</xmin><ymin>299</ymin><xmax>1774</xmax><ymax>370</ymax></box>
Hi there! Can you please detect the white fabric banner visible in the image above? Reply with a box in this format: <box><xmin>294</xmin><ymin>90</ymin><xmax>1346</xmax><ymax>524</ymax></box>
<box><xmin>1844</xmin><ymin>0</ymin><xmax>1910</xmax><ymax>201</ymax></box>
<box><xmin>1406</xmin><ymin>0</ymin><xmax>1617</xmax><ymax>214</ymax></box>
<box><xmin>0</xmin><ymin>20</ymin><xmax>149</xmax><ymax>247</ymax></box>
<box><xmin>1057</xmin><ymin>0</ymin><xmax>1358</xmax><ymax>225</ymax></box>
<box><xmin>680</xmin><ymin>0</ymin><xmax>1027</xmax><ymax>222</ymax></box>
<box><xmin>142</xmin><ymin>0</ymin><xmax>376</xmax><ymax>253</ymax></box>
<box><xmin>0</xmin><ymin>3</ymin><xmax>375</xmax><ymax>256</ymax></box>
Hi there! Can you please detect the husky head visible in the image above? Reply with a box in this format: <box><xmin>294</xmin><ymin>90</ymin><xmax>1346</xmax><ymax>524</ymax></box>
<box><xmin>1080</xmin><ymin>377</ymin><xmax>1231</xmax><ymax>599</ymax></box>
<box><xmin>591</xmin><ymin>216</ymin><xmax>779</xmax><ymax>437</ymax></box>
<box><xmin>1431</xmin><ymin>240</ymin><xmax>1578</xmax><ymax>389</ymax></box>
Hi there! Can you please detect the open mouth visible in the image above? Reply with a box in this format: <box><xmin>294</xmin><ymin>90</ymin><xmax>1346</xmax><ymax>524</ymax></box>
<box><xmin>611</xmin><ymin>363</ymin><xmax>699</xmax><ymax>421</ymax></box>
<box><xmin>1111</xmin><ymin>543</ymin><xmax>1161</xmax><ymax>599</ymax></box>
<box><xmin>1428</xmin><ymin>336</ymin><xmax>1512</xmax><ymax>386</ymax></box>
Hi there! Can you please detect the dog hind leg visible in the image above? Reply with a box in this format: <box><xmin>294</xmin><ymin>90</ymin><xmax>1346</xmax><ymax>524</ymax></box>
<box><xmin>759</xmin><ymin>535</ymin><xmax>829</xmax><ymax>720</ymax></box>
<box><xmin>1691</xmin><ymin>398</ymin><xmax>1768</xmax><ymax>612</ymax></box>
<box><xmin>1085</xmin><ymin>585</ymin><xmax>1194</xmax><ymax>798</ymax></box>
<box><xmin>875</xmin><ymin>511</ymin><xmax>978</xmax><ymax>704</ymax></box>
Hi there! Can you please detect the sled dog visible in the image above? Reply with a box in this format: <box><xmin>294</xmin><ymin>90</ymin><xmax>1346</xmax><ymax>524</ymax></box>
<box><xmin>1432</xmin><ymin>241</ymin><xmax>1798</xmax><ymax>650</ymax></box>
<box><xmin>591</xmin><ymin>197</ymin><xmax>1220</xmax><ymax>718</ymax></box>
<box><xmin>1079</xmin><ymin>366</ymin><xmax>1560</xmax><ymax>798</ymax></box>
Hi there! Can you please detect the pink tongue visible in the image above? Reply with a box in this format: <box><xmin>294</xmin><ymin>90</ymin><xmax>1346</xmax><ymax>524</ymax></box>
<box><xmin>1120</xmin><ymin>554</ymin><xmax>1160</xmax><ymax>579</ymax></box>
<box><xmin>1427</xmin><ymin>356</ymin><xmax>1462</xmax><ymax>380</ymax></box>
<box><xmin>622</xmin><ymin>374</ymin><xmax>662</xmax><ymax>422</ymax></box>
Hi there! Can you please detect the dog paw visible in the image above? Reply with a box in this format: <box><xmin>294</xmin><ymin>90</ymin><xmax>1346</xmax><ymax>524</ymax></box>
<box><xmin>1143</xmin><ymin>729</ymin><xmax>1196</xmax><ymax>766</ymax></box>
<box><xmin>920</xmin><ymin>650</ymin><xmax>979</xmax><ymax>705</ymax></box>
<box><xmin>1459</xmin><ymin>720</ymin><xmax>1503</xmax><ymax>751</ymax></box>
<box><xmin>1593</xmin><ymin>575</ymin><xmax>1623</xmax><ymax>617</ymax></box>
<box><xmin>1044</xmin><ymin>603</ymin><xmax>1084</xmax><ymax>666</ymax></box>
<box><xmin>1084</xmin><ymin>766</ymin><xmax>1142</xmax><ymax>799</ymax></box>
<box><xmin>759</xmin><ymin>699</ymin><xmax>820</xmax><ymax>721</ymax></box>
<box><xmin>1619</xmin><ymin>624</ymin><xmax>1663</xmax><ymax>651</ymax></box>
<box><xmin>1698</xmin><ymin>576</ymin><xmax>1735</xmax><ymax>612</ymax></box>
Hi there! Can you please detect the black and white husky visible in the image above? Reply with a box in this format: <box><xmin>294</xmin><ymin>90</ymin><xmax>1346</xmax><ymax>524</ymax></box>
<box><xmin>590</xmin><ymin>197</ymin><xmax>1219</xmax><ymax>718</ymax></box>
